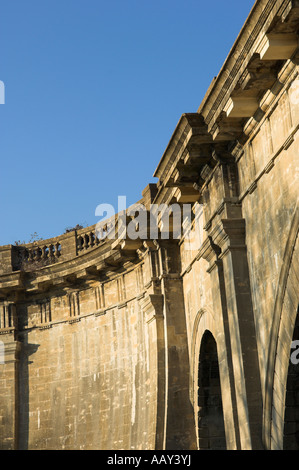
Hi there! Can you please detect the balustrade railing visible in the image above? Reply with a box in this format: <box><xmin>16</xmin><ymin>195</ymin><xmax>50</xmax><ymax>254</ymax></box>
<box><xmin>1</xmin><ymin>221</ymin><xmax>116</xmax><ymax>274</ymax></box>
<box><xmin>76</xmin><ymin>228</ymin><xmax>103</xmax><ymax>253</ymax></box>
<box><xmin>23</xmin><ymin>242</ymin><xmax>61</xmax><ymax>263</ymax></box>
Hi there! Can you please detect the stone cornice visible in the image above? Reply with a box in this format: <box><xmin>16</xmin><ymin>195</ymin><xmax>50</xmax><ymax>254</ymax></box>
<box><xmin>0</xmin><ymin>240</ymin><xmax>141</xmax><ymax>297</ymax></box>
<box><xmin>197</xmin><ymin>0</ymin><xmax>296</xmax><ymax>126</ymax></box>
<box><xmin>150</xmin><ymin>0</ymin><xmax>299</xmax><ymax>208</ymax></box>
<box><xmin>153</xmin><ymin>113</ymin><xmax>211</xmax><ymax>182</ymax></box>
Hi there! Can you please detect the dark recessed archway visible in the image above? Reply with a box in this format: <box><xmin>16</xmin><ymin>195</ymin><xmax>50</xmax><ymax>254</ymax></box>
<box><xmin>197</xmin><ymin>330</ymin><xmax>226</xmax><ymax>449</ymax></box>
<box><xmin>283</xmin><ymin>306</ymin><xmax>299</xmax><ymax>450</ymax></box>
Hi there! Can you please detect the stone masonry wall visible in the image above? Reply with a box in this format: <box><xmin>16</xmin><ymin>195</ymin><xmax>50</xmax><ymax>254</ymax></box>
<box><xmin>17</xmin><ymin>294</ymin><xmax>153</xmax><ymax>450</ymax></box>
<box><xmin>14</xmin><ymin>264</ymin><xmax>157</xmax><ymax>450</ymax></box>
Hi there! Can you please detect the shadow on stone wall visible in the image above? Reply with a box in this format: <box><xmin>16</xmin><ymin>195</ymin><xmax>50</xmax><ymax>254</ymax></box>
<box><xmin>18</xmin><ymin>331</ymin><xmax>39</xmax><ymax>450</ymax></box>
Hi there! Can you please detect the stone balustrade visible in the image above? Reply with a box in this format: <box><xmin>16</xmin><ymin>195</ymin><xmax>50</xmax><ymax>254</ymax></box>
<box><xmin>0</xmin><ymin>210</ymin><xmax>142</xmax><ymax>275</ymax></box>
<box><xmin>0</xmin><ymin>224</ymin><xmax>105</xmax><ymax>274</ymax></box>
<box><xmin>23</xmin><ymin>242</ymin><xmax>61</xmax><ymax>263</ymax></box>
<box><xmin>76</xmin><ymin>226</ymin><xmax>103</xmax><ymax>253</ymax></box>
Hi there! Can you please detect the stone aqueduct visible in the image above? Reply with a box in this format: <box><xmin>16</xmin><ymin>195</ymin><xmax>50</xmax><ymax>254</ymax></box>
<box><xmin>0</xmin><ymin>0</ymin><xmax>299</xmax><ymax>450</ymax></box>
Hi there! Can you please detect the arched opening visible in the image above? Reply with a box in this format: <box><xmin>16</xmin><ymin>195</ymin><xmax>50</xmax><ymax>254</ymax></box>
<box><xmin>197</xmin><ymin>330</ymin><xmax>226</xmax><ymax>449</ymax></box>
<box><xmin>283</xmin><ymin>305</ymin><xmax>299</xmax><ymax>450</ymax></box>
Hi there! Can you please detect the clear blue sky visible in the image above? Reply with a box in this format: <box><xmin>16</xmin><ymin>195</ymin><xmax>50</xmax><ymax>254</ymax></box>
<box><xmin>0</xmin><ymin>0</ymin><xmax>255</xmax><ymax>246</ymax></box>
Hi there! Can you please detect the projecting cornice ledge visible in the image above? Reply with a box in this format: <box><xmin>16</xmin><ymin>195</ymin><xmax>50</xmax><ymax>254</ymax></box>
<box><xmin>152</xmin><ymin>113</ymin><xmax>235</xmax><ymax>205</ymax></box>
<box><xmin>153</xmin><ymin>113</ymin><xmax>212</xmax><ymax>183</ymax></box>
<box><xmin>198</xmin><ymin>0</ymin><xmax>299</xmax><ymax>141</ymax></box>
<box><xmin>0</xmin><ymin>242</ymin><xmax>140</xmax><ymax>298</ymax></box>
<box><xmin>152</xmin><ymin>0</ymin><xmax>299</xmax><ymax>203</ymax></box>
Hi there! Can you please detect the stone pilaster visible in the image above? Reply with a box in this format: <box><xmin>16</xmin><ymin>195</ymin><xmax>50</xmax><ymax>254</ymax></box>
<box><xmin>156</xmin><ymin>241</ymin><xmax>197</xmax><ymax>450</ymax></box>
<box><xmin>212</xmin><ymin>218</ymin><xmax>264</xmax><ymax>450</ymax></box>
<box><xmin>0</xmin><ymin>339</ymin><xmax>21</xmax><ymax>450</ymax></box>
<box><xmin>140</xmin><ymin>293</ymin><xmax>165</xmax><ymax>449</ymax></box>
<box><xmin>200</xmin><ymin>235</ymin><xmax>241</xmax><ymax>450</ymax></box>
<box><xmin>141</xmin><ymin>240</ymin><xmax>197</xmax><ymax>450</ymax></box>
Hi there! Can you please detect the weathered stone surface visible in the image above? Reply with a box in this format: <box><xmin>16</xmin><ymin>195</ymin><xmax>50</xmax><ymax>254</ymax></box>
<box><xmin>0</xmin><ymin>0</ymin><xmax>298</xmax><ymax>450</ymax></box>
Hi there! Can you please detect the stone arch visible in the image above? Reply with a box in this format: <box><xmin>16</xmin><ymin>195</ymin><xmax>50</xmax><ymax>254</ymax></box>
<box><xmin>197</xmin><ymin>330</ymin><xmax>226</xmax><ymax>449</ymax></box>
<box><xmin>190</xmin><ymin>307</ymin><xmax>233</xmax><ymax>449</ymax></box>
<box><xmin>263</xmin><ymin>204</ymin><xmax>299</xmax><ymax>449</ymax></box>
<box><xmin>190</xmin><ymin>307</ymin><xmax>216</xmax><ymax>408</ymax></box>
